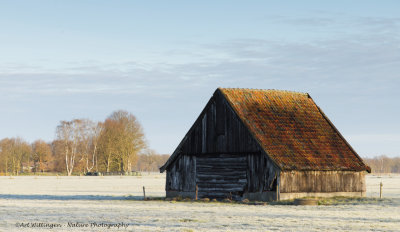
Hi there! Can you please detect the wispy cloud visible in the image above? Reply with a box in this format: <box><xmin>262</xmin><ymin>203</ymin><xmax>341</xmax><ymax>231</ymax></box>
<box><xmin>1</xmin><ymin>28</ymin><xmax>399</xmax><ymax>98</ymax></box>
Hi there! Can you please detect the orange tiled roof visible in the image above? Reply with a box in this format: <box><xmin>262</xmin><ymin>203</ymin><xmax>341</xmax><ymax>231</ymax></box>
<box><xmin>219</xmin><ymin>88</ymin><xmax>370</xmax><ymax>172</ymax></box>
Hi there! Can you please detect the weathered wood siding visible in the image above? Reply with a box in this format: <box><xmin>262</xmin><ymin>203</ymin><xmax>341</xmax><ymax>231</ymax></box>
<box><xmin>196</xmin><ymin>154</ymin><xmax>247</xmax><ymax>199</ymax></box>
<box><xmin>247</xmin><ymin>154</ymin><xmax>278</xmax><ymax>192</ymax></box>
<box><xmin>178</xmin><ymin>90</ymin><xmax>261</xmax><ymax>155</ymax></box>
<box><xmin>166</xmin><ymin>91</ymin><xmax>279</xmax><ymax>196</ymax></box>
<box><xmin>165</xmin><ymin>154</ymin><xmax>196</xmax><ymax>192</ymax></box>
<box><xmin>280</xmin><ymin>171</ymin><xmax>366</xmax><ymax>193</ymax></box>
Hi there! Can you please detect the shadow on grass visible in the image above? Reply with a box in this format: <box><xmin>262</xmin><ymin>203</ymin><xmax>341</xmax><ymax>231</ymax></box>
<box><xmin>0</xmin><ymin>194</ymin><xmax>144</xmax><ymax>201</ymax></box>
<box><xmin>270</xmin><ymin>196</ymin><xmax>400</xmax><ymax>206</ymax></box>
<box><xmin>2</xmin><ymin>194</ymin><xmax>398</xmax><ymax>207</ymax></box>
<box><xmin>315</xmin><ymin>196</ymin><xmax>399</xmax><ymax>206</ymax></box>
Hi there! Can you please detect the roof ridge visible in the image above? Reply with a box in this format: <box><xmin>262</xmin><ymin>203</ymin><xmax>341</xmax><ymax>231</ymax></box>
<box><xmin>218</xmin><ymin>87</ymin><xmax>308</xmax><ymax>96</ymax></box>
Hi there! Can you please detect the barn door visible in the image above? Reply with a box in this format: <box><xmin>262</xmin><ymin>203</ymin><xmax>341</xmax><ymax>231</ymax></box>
<box><xmin>195</xmin><ymin>154</ymin><xmax>247</xmax><ymax>200</ymax></box>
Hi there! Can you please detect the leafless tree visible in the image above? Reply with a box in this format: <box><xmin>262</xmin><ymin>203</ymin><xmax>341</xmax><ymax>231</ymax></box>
<box><xmin>0</xmin><ymin>137</ymin><xmax>31</xmax><ymax>175</ymax></box>
<box><xmin>97</xmin><ymin>110</ymin><xmax>147</xmax><ymax>173</ymax></box>
<box><xmin>32</xmin><ymin>140</ymin><xmax>51</xmax><ymax>173</ymax></box>
<box><xmin>56</xmin><ymin>119</ymin><xmax>85</xmax><ymax>176</ymax></box>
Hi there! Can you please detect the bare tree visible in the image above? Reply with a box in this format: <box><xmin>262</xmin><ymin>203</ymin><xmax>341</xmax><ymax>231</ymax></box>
<box><xmin>32</xmin><ymin>140</ymin><xmax>51</xmax><ymax>173</ymax></box>
<box><xmin>363</xmin><ymin>155</ymin><xmax>400</xmax><ymax>173</ymax></box>
<box><xmin>136</xmin><ymin>152</ymin><xmax>170</xmax><ymax>172</ymax></box>
<box><xmin>50</xmin><ymin>139</ymin><xmax>66</xmax><ymax>172</ymax></box>
<box><xmin>109</xmin><ymin>110</ymin><xmax>147</xmax><ymax>172</ymax></box>
<box><xmin>97</xmin><ymin>110</ymin><xmax>147</xmax><ymax>173</ymax></box>
<box><xmin>0</xmin><ymin>138</ymin><xmax>12</xmax><ymax>175</ymax></box>
<box><xmin>0</xmin><ymin>137</ymin><xmax>31</xmax><ymax>175</ymax></box>
<box><xmin>140</xmin><ymin>149</ymin><xmax>158</xmax><ymax>173</ymax></box>
<box><xmin>79</xmin><ymin>120</ymin><xmax>103</xmax><ymax>173</ymax></box>
<box><xmin>56</xmin><ymin>119</ymin><xmax>85</xmax><ymax>176</ymax></box>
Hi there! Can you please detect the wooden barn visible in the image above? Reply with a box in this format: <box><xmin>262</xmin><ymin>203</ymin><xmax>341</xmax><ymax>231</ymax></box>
<box><xmin>160</xmin><ymin>88</ymin><xmax>371</xmax><ymax>201</ymax></box>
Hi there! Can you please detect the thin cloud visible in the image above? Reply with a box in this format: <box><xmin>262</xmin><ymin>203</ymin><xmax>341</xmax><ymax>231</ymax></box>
<box><xmin>1</xmin><ymin>14</ymin><xmax>399</xmax><ymax>156</ymax></box>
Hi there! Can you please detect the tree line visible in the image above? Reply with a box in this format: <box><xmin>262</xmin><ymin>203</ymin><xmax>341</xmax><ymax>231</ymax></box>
<box><xmin>0</xmin><ymin>110</ymin><xmax>169</xmax><ymax>176</ymax></box>
<box><xmin>363</xmin><ymin>156</ymin><xmax>400</xmax><ymax>173</ymax></box>
<box><xmin>2</xmin><ymin>109</ymin><xmax>398</xmax><ymax>176</ymax></box>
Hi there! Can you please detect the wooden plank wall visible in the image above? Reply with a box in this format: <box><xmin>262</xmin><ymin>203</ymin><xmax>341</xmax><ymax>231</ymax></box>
<box><xmin>179</xmin><ymin>91</ymin><xmax>261</xmax><ymax>155</ymax></box>
<box><xmin>165</xmin><ymin>154</ymin><xmax>196</xmax><ymax>192</ymax></box>
<box><xmin>196</xmin><ymin>154</ymin><xmax>247</xmax><ymax>199</ymax></box>
<box><xmin>247</xmin><ymin>154</ymin><xmax>278</xmax><ymax>192</ymax></box>
<box><xmin>280</xmin><ymin>171</ymin><xmax>366</xmax><ymax>193</ymax></box>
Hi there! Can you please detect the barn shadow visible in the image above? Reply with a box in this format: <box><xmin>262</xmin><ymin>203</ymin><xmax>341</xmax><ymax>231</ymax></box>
<box><xmin>0</xmin><ymin>194</ymin><xmax>143</xmax><ymax>201</ymax></box>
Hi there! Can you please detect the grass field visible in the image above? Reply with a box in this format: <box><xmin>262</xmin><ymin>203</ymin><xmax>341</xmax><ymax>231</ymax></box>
<box><xmin>1</xmin><ymin>174</ymin><xmax>399</xmax><ymax>231</ymax></box>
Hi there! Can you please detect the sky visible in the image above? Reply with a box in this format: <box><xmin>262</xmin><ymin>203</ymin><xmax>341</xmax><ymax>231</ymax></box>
<box><xmin>0</xmin><ymin>1</ymin><xmax>399</xmax><ymax>157</ymax></box>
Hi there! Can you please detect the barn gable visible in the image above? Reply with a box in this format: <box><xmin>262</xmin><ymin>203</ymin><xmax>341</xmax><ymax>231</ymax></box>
<box><xmin>160</xmin><ymin>89</ymin><xmax>279</xmax><ymax>199</ymax></box>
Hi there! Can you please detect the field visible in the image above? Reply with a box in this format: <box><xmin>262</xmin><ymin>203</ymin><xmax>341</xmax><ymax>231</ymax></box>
<box><xmin>1</xmin><ymin>174</ymin><xmax>399</xmax><ymax>231</ymax></box>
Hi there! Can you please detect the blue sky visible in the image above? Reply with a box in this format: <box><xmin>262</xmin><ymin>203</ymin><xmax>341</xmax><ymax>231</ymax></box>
<box><xmin>0</xmin><ymin>1</ymin><xmax>399</xmax><ymax>157</ymax></box>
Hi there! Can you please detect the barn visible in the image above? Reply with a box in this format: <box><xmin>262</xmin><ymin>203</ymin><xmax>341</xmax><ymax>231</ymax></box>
<box><xmin>160</xmin><ymin>88</ymin><xmax>371</xmax><ymax>201</ymax></box>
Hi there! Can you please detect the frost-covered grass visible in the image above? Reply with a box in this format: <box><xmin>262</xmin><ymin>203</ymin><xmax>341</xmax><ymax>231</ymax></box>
<box><xmin>0</xmin><ymin>173</ymin><xmax>165</xmax><ymax>199</ymax></box>
<box><xmin>1</xmin><ymin>174</ymin><xmax>399</xmax><ymax>231</ymax></box>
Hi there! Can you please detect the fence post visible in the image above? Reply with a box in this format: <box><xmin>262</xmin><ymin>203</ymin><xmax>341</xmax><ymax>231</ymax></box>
<box><xmin>195</xmin><ymin>185</ymin><xmax>198</xmax><ymax>200</ymax></box>
<box><xmin>380</xmin><ymin>182</ymin><xmax>383</xmax><ymax>199</ymax></box>
<box><xmin>143</xmin><ymin>186</ymin><xmax>146</xmax><ymax>200</ymax></box>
